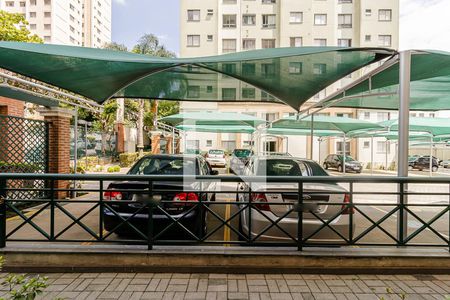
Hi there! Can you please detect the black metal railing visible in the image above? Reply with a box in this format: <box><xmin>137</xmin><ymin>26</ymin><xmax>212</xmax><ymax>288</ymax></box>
<box><xmin>0</xmin><ymin>173</ymin><xmax>449</xmax><ymax>251</ymax></box>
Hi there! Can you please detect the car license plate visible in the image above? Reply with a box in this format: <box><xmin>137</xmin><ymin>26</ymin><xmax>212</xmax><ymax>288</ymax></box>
<box><xmin>265</xmin><ymin>193</ymin><xmax>283</xmax><ymax>201</ymax></box>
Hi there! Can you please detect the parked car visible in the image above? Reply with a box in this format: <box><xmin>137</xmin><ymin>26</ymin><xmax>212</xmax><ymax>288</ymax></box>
<box><xmin>421</xmin><ymin>155</ymin><xmax>442</xmax><ymax>165</ymax></box>
<box><xmin>441</xmin><ymin>159</ymin><xmax>450</xmax><ymax>168</ymax></box>
<box><xmin>237</xmin><ymin>156</ymin><xmax>354</xmax><ymax>242</ymax></box>
<box><xmin>229</xmin><ymin>149</ymin><xmax>254</xmax><ymax>174</ymax></box>
<box><xmin>184</xmin><ymin>148</ymin><xmax>200</xmax><ymax>155</ymax></box>
<box><xmin>205</xmin><ymin>149</ymin><xmax>227</xmax><ymax>167</ymax></box>
<box><xmin>102</xmin><ymin>154</ymin><xmax>218</xmax><ymax>239</ymax></box>
<box><xmin>323</xmin><ymin>154</ymin><xmax>362</xmax><ymax>173</ymax></box>
<box><xmin>409</xmin><ymin>156</ymin><xmax>439</xmax><ymax>172</ymax></box>
<box><xmin>264</xmin><ymin>152</ymin><xmax>293</xmax><ymax>157</ymax></box>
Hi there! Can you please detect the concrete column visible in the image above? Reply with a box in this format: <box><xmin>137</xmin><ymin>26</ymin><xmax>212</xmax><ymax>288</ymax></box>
<box><xmin>166</xmin><ymin>135</ymin><xmax>173</xmax><ymax>154</ymax></box>
<box><xmin>150</xmin><ymin>131</ymin><xmax>162</xmax><ymax>154</ymax></box>
<box><xmin>38</xmin><ymin>107</ymin><xmax>72</xmax><ymax>199</ymax></box>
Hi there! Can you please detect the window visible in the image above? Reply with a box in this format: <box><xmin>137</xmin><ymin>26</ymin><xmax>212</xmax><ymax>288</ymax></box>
<box><xmin>70</xmin><ymin>15</ymin><xmax>75</xmax><ymax>21</ymax></box>
<box><xmin>262</xmin><ymin>14</ymin><xmax>276</xmax><ymax>29</ymax></box>
<box><xmin>377</xmin><ymin>141</ymin><xmax>390</xmax><ymax>154</ymax></box>
<box><xmin>242</xmin><ymin>39</ymin><xmax>256</xmax><ymax>50</ymax></box>
<box><xmin>290</xmin><ymin>37</ymin><xmax>302</xmax><ymax>47</ymax></box>
<box><xmin>5</xmin><ymin>1</ymin><xmax>14</xmax><ymax>7</ymax></box>
<box><xmin>419</xmin><ymin>113</ymin><xmax>425</xmax><ymax>117</ymax></box>
<box><xmin>338</xmin><ymin>14</ymin><xmax>352</xmax><ymax>28</ymax></box>
<box><xmin>264</xmin><ymin>113</ymin><xmax>278</xmax><ymax>122</ymax></box>
<box><xmin>222</xmin><ymin>39</ymin><xmax>236</xmax><ymax>53</ymax></box>
<box><xmin>379</xmin><ymin>9</ymin><xmax>392</xmax><ymax>21</ymax></box>
<box><xmin>430</xmin><ymin>113</ymin><xmax>435</xmax><ymax>118</ymax></box>
<box><xmin>338</xmin><ymin>39</ymin><xmax>352</xmax><ymax>47</ymax></box>
<box><xmin>187</xmin><ymin>86</ymin><xmax>200</xmax><ymax>98</ymax></box>
<box><xmin>262</xmin><ymin>39</ymin><xmax>275</xmax><ymax>48</ymax></box>
<box><xmin>222</xmin><ymin>63</ymin><xmax>236</xmax><ymax>74</ymax></box>
<box><xmin>44</xmin><ymin>24</ymin><xmax>51</xmax><ymax>30</ymax></box>
<box><xmin>313</xmin><ymin>64</ymin><xmax>327</xmax><ymax>75</ymax></box>
<box><xmin>242</xmin><ymin>63</ymin><xmax>256</xmax><ymax>75</ymax></box>
<box><xmin>223</xmin><ymin>0</ymin><xmax>237</xmax><ymax>4</ymax></box>
<box><xmin>363</xmin><ymin>141</ymin><xmax>370</xmax><ymax>148</ymax></box>
<box><xmin>20</xmin><ymin>1</ymin><xmax>25</xmax><ymax>7</ymax></box>
<box><xmin>187</xmin><ymin>140</ymin><xmax>200</xmax><ymax>150</ymax></box>
<box><xmin>338</xmin><ymin>0</ymin><xmax>352</xmax><ymax>3</ymax></box>
<box><xmin>44</xmin><ymin>36</ymin><xmax>51</xmax><ymax>42</ymax></box>
<box><xmin>314</xmin><ymin>14</ymin><xmax>327</xmax><ymax>25</ymax></box>
<box><xmin>378</xmin><ymin>35</ymin><xmax>392</xmax><ymax>47</ymax></box>
<box><xmin>206</xmin><ymin>140</ymin><xmax>212</xmax><ymax>147</ymax></box>
<box><xmin>30</xmin><ymin>0</ymin><xmax>36</xmax><ymax>5</ymax></box>
<box><xmin>314</xmin><ymin>39</ymin><xmax>327</xmax><ymax>47</ymax></box>
<box><xmin>261</xmin><ymin>91</ymin><xmax>275</xmax><ymax>101</ymax></box>
<box><xmin>44</xmin><ymin>12</ymin><xmax>51</xmax><ymax>17</ymax></box>
<box><xmin>377</xmin><ymin>112</ymin><xmax>389</xmax><ymax>122</ymax></box>
<box><xmin>187</xmin><ymin>35</ymin><xmax>200</xmax><ymax>47</ymax></box>
<box><xmin>29</xmin><ymin>12</ymin><xmax>36</xmax><ymax>18</ymax></box>
<box><xmin>364</xmin><ymin>112</ymin><xmax>370</xmax><ymax>120</ymax></box>
<box><xmin>207</xmin><ymin>35</ymin><xmax>213</xmax><ymax>41</ymax></box>
<box><xmin>223</xmin><ymin>14</ymin><xmax>237</xmax><ymax>28</ymax></box>
<box><xmin>289</xmin><ymin>12</ymin><xmax>303</xmax><ymax>23</ymax></box>
<box><xmin>44</xmin><ymin>0</ymin><xmax>51</xmax><ymax>4</ymax></box>
<box><xmin>187</xmin><ymin>10</ymin><xmax>200</xmax><ymax>22</ymax></box>
<box><xmin>365</xmin><ymin>9</ymin><xmax>372</xmax><ymax>16</ymax></box>
<box><xmin>243</xmin><ymin>14</ymin><xmax>256</xmax><ymax>26</ymax></box>
<box><xmin>206</xmin><ymin>86</ymin><xmax>213</xmax><ymax>93</ymax></box>
<box><xmin>365</xmin><ymin>35</ymin><xmax>371</xmax><ymax>42</ymax></box>
<box><xmin>261</xmin><ymin>63</ymin><xmax>275</xmax><ymax>78</ymax></box>
<box><xmin>207</xmin><ymin>9</ymin><xmax>214</xmax><ymax>16</ymax></box>
<box><xmin>242</xmin><ymin>88</ymin><xmax>256</xmax><ymax>99</ymax></box>
<box><xmin>30</xmin><ymin>24</ymin><xmax>37</xmax><ymax>30</ymax></box>
<box><xmin>70</xmin><ymin>26</ymin><xmax>75</xmax><ymax>33</ymax></box>
<box><xmin>262</xmin><ymin>0</ymin><xmax>276</xmax><ymax>3</ymax></box>
<box><xmin>289</xmin><ymin>62</ymin><xmax>302</xmax><ymax>74</ymax></box>
<box><xmin>222</xmin><ymin>88</ymin><xmax>236</xmax><ymax>100</ymax></box>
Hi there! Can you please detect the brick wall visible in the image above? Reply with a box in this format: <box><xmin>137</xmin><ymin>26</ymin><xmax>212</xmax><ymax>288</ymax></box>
<box><xmin>0</xmin><ymin>97</ymin><xmax>24</xmax><ymax>117</ymax></box>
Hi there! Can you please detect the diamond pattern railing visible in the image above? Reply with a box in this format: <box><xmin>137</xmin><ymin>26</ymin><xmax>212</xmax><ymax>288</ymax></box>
<box><xmin>0</xmin><ymin>115</ymin><xmax>48</xmax><ymax>200</ymax></box>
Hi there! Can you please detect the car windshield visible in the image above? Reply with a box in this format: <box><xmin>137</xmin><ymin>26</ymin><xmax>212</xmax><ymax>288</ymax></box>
<box><xmin>129</xmin><ymin>157</ymin><xmax>198</xmax><ymax>175</ymax></box>
<box><xmin>209</xmin><ymin>150</ymin><xmax>224</xmax><ymax>155</ymax></box>
<box><xmin>256</xmin><ymin>159</ymin><xmax>303</xmax><ymax>176</ymax></box>
<box><xmin>338</xmin><ymin>155</ymin><xmax>355</xmax><ymax>162</ymax></box>
<box><xmin>233</xmin><ymin>149</ymin><xmax>252</xmax><ymax>157</ymax></box>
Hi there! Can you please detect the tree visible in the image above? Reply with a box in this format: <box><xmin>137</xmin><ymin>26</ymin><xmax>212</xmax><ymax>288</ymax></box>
<box><xmin>103</xmin><ymin>42</ymin><xmax>128</xmax><ymax>52</ymax></box>
<box><xmin>0</xmin><ymin>10</ymin><xmax>43</xmax><ymax>43</ymax></box>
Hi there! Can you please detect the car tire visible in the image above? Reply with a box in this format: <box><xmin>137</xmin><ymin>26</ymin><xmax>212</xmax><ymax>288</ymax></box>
<box><xmin>338</xmin><ymin>165</ymin><xmax>343</xmax><ymax>173</ymax></box>
<box><xmin>432</xmin><ymin>166</ymin><xmax>438</xmax><ymax>172</ymax></box>
<box><xmin>323</xmin><ymin>163</ymin><xmax>328</xmax><ymax>169</ymax></box>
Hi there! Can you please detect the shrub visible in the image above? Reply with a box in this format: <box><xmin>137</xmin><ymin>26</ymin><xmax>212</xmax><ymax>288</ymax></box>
<box><xmin>107</xmin><ymin>165</ymin><xmax>121</xmax><ymax>173</ymax></box>
<box><xmin>119</xmin><ymin>153</ymin><xmax>139</xmax><ymax>167</ymax></box>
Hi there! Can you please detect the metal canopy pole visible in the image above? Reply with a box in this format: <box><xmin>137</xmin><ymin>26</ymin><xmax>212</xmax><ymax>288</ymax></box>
<box><xmin>397</xmin><ymin>50</ymin><xmax>411</xmax><ymax>243</ymax></box>
<box><xmin>310</xmin><ymin>114</ymin><xmax>314</xmax><ymax>160</ymax></box>
<box><xmin>342</xmin><ymin>134</ymin><xmax>346</xmax><ymax>175</ymax></box>
<box><xmin>429</xmin><ymin>137</ymin><xmax>433</xmax><ymax>177</ymax></box>
<box><xmin>371</xmin><ymin>136</ymin><xmax>374</xmax><ymax>175</ymax></box>
<box><xmin>385</xmin><ymin>138</ymin><xmax>389</xmax><ymax>170</ymax></box>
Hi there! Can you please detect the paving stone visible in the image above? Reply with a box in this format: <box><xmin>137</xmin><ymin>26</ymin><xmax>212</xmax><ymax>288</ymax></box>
<box><xmin>125</xmin><ymin>284</ymin><xmax>148</xmax><ymax>292</ymax></box>
<box><xmin>146</xmin><ymin>278</ymin><xmax>161</xmax><ymax>291</ymax></box>
<box><xmin>45</xmin><ymin>284</ymin><xmax>68</xmax><ymax>292</ymax></box>
<box><xmin>246</xmin><ymin>274</ymin><xmax>266</xmax><ymax>280</ymax></box>
<box><xmin>152</xmin><ymin>273</ymin><xmax>172</xmax><ymax>279</ymax></box>
<box><xmin>56</xmin><ymin>291</ymin><xmax>83</xmax><ymax>299</ymax></box>
<box><xmin>130</xmin><ymin>278</ymin><xmax>151</xmax><ymax>285</ymax></box>
<box><xmin>247</xmin><ymin>279</ymin><xmax>267</xmax><ymax>286</ymax></box>
<box><xmin>84</xmin><ymin>291</ymin><xmax>102</xmax><ymax>300</ymax></box>
<box><xmin>228</xmin><ymin>292</ymin><xmax>250</xmax><ymax>300</ymax></box>
<box><xmin>248</xmin><ymin>285</ymin><xmax>269</xmax><ymax>293</ymax></box>
<box><xmin>269</xmin><ymin>292</ymin><xmax>294</xmax><ymax>300</ymax></box>
<box><xmin>115</xmin><ymin>278</ymin><xmax>132</xmax><ymax>292</ymax></box>
<box><xmin>276</xmin><ymin>279</ymin><xmax>290</xmax><ymax>293</ymax></box>
<box><xmin>228</xmin><ymin>279</ymin><xmax>238</xmax><ymax>292</ymax></box>
<box><xmin>197</xmin><ymin>279</ymin><xmax>208</xmax><ymax>292</ymax></box>
<box><xmin>170</xmin><ymin>278</ymin><xmax>189</xmax><ymax>285</ymax></box>
<box><xmin>184</xmin><ymin>291</ymin><xmax>207</xmax><ymax>300</ymax></box>
<box><xmin>155</xmin><ymin>278</ymin><xmax>170</xmax><ymax>292</ymax></box>
<box><xmin>84</xmin><ymin>284</ymin><xmax>107</xmax><ymax>291</ymax></box>
<box><xmin>238</xmin><ymin>279</ymin><xmax>248</xmax><ymax>292</ymax></box>
<box><xmin>97</xmin><ymin>291</ymin><xmax>122</xmax><ymax>299</ymax></box>
<box><xmin>312</xmin><ymin>293</ymin><xmax>337</xmax><ymax>300</ymax></box>
<box><xmin>166</xmin><ymin>284</ymin><xmax>187</xmax><ymax>292</ymax></box>
<box><xmin>140</xmin><ymin>291</ymin><xmax>165</xmax><ymax>299</ymax></box>
<box><xmin>171</xmin><ymin>273</ymin><xmax>191</xmax><ymax>279</ymax></box>
<box><xmin>91</xmin><ymin>277</ymin><xmax>113</xmax><ymax>285</ymax></box>
<box><xmin>115</xmin><ymin>273</ymin><xmax>136</xmax><ymax>279</ymax></box>
<box><xmin>134</xmin><ymin>273</ymin><xmax>154</xmax><ymax>279</ymax></box>
<box><xmin>266</xmin><ymin>279</ymin><xmax>280</xmax><ymax>293</ymax></box>
<box><xmin>187</xmin><ymin>278</ymin><xmax>199</xmax><ymax>292</ymax></box>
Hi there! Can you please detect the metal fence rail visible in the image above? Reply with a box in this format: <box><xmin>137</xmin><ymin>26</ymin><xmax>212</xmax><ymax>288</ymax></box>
<box><xmin>0</xmin><ymin>173</ymin><xmax>449</xmax><ymax>251</ymax></box>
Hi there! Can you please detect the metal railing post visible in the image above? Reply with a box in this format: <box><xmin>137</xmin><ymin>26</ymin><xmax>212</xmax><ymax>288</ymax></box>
<box><xmin>147</xmin><ymin>180</ymin><xmax>154</xmax><ymax>250</ymax></box>
<box><xmin>50</xmin><ymin>179</ymin><xmax>55</xmax><ymax>241</ymax></box>
<box><xmin>248</xmin><ymin>185</ymin><xmax>252</xmax><ymax>244</ymax></box>
<box><xmin>349</xmin><ymin>182</ymin><xmax>354</xmax><ymax>244</ymax></box>
<box><xmin>0</xmin><ymin>178</ymin><xmax>6</xmax><ymax>248</ymax></box>
<box><xmin>398</xmin><ymin>182</ymin><xmax>405</xmax><ymax>246</ymax></box>
<box><xmin>297</xmin><ymin>180</ymin><xmax>303</xmax><ymax>251</ymax></box>
<box><xmin>99</xmin><ymin>180</ymin><xmax>104</xmax><ymax>241</ymax></box>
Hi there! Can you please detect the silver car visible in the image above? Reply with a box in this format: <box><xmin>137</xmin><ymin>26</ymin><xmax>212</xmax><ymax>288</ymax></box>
<box><xmin>237</xmin><ymin>156</ymin><xmax>354</xmax><ymax>243</ymax></box>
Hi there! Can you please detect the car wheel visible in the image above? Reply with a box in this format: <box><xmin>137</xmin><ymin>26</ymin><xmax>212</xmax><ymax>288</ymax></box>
<box><xmin>338</xmin><ymin>165</ymin><xmax>343</xmax><ymax>173</ymax></box>
<box><xmin>432</xmin><ymin>166</ymin><xmax>438</xmax><ymax>172</ymax></box>
<box><xmin>238</xmin><ymin>212</ymin><xmax>247</xmax><ymax>242</ymax></box>
<box><xmin>323</xmin><ymin>163</ymin><xmax>328</xmax><ymax>169</ymax></box>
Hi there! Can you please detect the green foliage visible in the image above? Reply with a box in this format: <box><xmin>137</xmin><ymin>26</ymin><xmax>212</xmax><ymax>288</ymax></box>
<box><xmin>0</xmin><ymin>11</ymin><xmax>43</xmax><ymax>43</ymax></box>
<box><xmin>0</xmin><ymin>162</ymin><xmax>41</xmax><ymax>173</ymax></box>
<box><xmin>107</xmin><ymin>165</ymin><xmax>121</xmax><ymax>173</ymax></box>
<box><xmin>2</xmin><ymin>273</ymin><xmax>48</xmax><ymax>300</ymax></box>
<box><xmin>103</xmin><ymin>42</ymin><xmax>128</xmax><ymax>52</ymax></box>
<box><xmin>132</xmin><ymin>34</ymin><xmax>176</xmax><ymax>58</ymax></box>
<box><xmin>70</xmin><ymin>165</ymin><xmax>86</xmax><ymax>174</ymax></box>
<box><xmin>119</xmin><ymin>152</ymin><xmax>139</xmax><ymax>167</ymax></box>
<box><xmin>157</xmin><ymin>100</ymin><xmax>180</xmax><ymax>118</ymax></box>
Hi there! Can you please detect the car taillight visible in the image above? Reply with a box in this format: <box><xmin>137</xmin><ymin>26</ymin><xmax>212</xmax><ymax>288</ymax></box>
<box><xmin>104</xmin><ymin>190</ymin><xmax>123</xmax><ymax>201</ymax></box>
<box><xmin>250</xmin><ymin>193</ymin><xmax>271</xmax><ymax>211</ymax></box>
<box><xmin>341</xmin><ymin>193</ymin><xmax>354</xmax><ymax>215</ymax></box>
<box><xmin>173</xmin><ymin>192</ymin><xmax>199</xmax><ymax>202</ymax></box>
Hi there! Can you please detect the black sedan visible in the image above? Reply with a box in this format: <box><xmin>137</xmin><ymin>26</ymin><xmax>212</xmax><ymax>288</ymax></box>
<box><xmin>323</xmin><ymin>154</ymin><xmax>362</xmax><ymax>173</ymax></box>
<box><xmin>102</xmin><ymin>154</ymin><xmax>217</xmax><ymax>239</ymax></box>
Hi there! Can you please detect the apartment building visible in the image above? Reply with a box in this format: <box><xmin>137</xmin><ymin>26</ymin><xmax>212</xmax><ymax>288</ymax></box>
<box><xmin>0</xmin><ymin>0</ymin><xmax>111</xmax><ymax>47</ymax></box>
<box><xmin>179</xmin><ymin>0</ymin><xmax>400</xmax><ymax>165</ymax></box>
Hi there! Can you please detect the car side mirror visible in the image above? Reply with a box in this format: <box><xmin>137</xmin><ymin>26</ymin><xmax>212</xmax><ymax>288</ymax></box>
<box><xmin>210</xmin><ymin>170</ymin><xmax>219</xmax><ymax>175</ymax></box>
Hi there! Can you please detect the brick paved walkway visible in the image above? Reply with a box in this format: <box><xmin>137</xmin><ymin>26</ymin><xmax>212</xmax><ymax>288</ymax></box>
<box><xmin>1</xmin><ymin>273</ymin><xmax>449</xmax><ymax>300</ymax></box>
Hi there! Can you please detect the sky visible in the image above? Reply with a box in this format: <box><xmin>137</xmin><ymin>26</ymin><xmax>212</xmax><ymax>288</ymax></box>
<box><xmin>111</xmin><ymin>0</ymin><xmax>450</xmax><ymax>55</ymax></box>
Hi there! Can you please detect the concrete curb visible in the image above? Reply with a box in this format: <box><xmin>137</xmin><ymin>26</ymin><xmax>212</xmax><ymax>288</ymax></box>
<box><xmin>2</xmin><ymin>245</ymin><xmax>450</xmax><ymax>274</ymax></box>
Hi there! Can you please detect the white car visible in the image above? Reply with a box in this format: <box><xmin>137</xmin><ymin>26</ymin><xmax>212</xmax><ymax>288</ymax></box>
<box><xmin>206</xmin><ymin>149</ymin><xmax>227</xmax><ymax>168</ymax></box>
<box><xmin>237</xmin><ymin>156</ymin><xmax>354</xmax><ymax>243</ymax></box>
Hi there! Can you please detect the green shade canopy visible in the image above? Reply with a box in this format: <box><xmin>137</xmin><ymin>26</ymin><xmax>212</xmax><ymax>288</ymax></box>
<box><xmin>271</xmin><ymin>115</ymin><xmax>383</xmax><ymax>134</ymax></box>
<box><xmin>160</xmin><ymin>112</ymin><xmax>265</xmax><ymax>127</ymax></box>
<box><xmin>0</xmin><ymin>42</ymin><xmax>394</xmax><ymax>111</ymax></box>
<box><xmin>0</xmin><ymin>85</ymin><xmax>58</xmax><ymax>107</ymax></box>
<box><xmin>266</xmin><ymin>128</ymin><xmax>342</xmax><ymax>137</ymax></box>
<box><xmin>322</xmin><ymin>51</ymin><xmax>450</xmax><ymax>111</ymax></box>
<box><xmin>347</xmin><ymin>129</ymin><xmax>433</xmax><ymax>140</ymax></box>
<box><xmin>379</xmin><ymin>117</ymin><xmax>450</xmax><ymax>136</ymax></box>
<box><xmin>176</xmin><ymin>124</ymin><xmax>255</xmax><ymax>133</ymax></box>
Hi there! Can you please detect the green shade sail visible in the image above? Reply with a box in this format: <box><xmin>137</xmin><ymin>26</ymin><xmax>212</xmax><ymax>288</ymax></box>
<box><xmin>379</xmin><ymin>117</ymin><xmax>450</xmax><ymax>136</ymax></box>
<box><xmin>347</xmin><ymin>129</ymin><xmax>433</xmax><ymax>140</ymax></box>
<box><xmin>323</xmin><ymin>51</ymin><xmax>450</xmax><ymax>111</ymax></box>
<box><xmin>176</xmin><ymin>124</ymin><xmax>255</xmax><ymax>133</ymax></box>
<box><xmin>0</xmin><ymin>42</ymin><xmax>394</xmax><ymax>110</ymax></box>
<box><xmin>271</xmin><ymin>115</ymin><xmax>383</xmax><ymax>134</ymax></box>
<box><xmin>0</xmin><ymin>85</ymin><xmax>58</xmax><ymax>107</ymax></box>
<box><xmin>266</xmin><ymin>128</ymin><xmax>342</xmax><ymax>137</ymax></box>
<box><xmin>160</xmin><ymin>112</ymin><xmax>265</xmax><ymax>127</ymax></box>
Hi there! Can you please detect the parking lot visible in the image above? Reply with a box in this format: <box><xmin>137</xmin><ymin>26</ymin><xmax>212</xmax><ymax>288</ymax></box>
<box><xmin>5</xmin><ymin>164</ymin><xmax>449</xmax><ymax>248</ymax></box>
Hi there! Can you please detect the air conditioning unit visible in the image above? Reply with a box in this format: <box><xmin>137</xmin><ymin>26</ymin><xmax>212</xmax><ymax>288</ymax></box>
<box><xmin>207</xmin><ymin>9</ymin><xmax>214</xmax><ymax>15</ymax></box>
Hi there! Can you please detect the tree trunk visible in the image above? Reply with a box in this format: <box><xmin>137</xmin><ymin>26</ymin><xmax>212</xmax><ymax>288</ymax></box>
<box><xmin>137</xmin><ymin>99</ymin><xmax>144</xmax><ymax>157</ymax></box>
<box><xmin>151</xmin><ymin>100</ymin><xmax>158</xmax><ymax>130</ymax></box>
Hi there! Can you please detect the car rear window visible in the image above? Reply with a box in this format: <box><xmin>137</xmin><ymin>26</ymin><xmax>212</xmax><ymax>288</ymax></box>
<box><xmin>209</xmin><ymin>150</ymin><xmax>224</xmax><ymax>155</ymax></box>
<box><xmin>129</xmin><ymin>157</ymin><xmax>198</xmax><ymax>175</ymax></box>
<box><xmin>256</xmin><ymin>159</ymin><xmax>304</xmax><ymax>176</ymax></box>
<box><xmin>233</xmin><ymin>149</ymin><xmax>252</xmax><ymax>157</ymax></box>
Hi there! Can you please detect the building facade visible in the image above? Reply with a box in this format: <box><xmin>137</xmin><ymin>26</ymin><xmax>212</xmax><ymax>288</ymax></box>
<box><xmin>178</xmin><ymin>0</ymin><xmax>405</xmax><ymax>167</ymax></box>
<box><xmin>0</xmin><ymin>0</ymin><xmax>111</xmax><ymax>47</ymax></box>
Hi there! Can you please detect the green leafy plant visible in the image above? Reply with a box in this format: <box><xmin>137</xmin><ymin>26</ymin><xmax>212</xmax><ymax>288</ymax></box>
<box><xmin>107</xmin><ymin>165</ymin><xmax>121</xmax><ymax>173</ymax></box>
